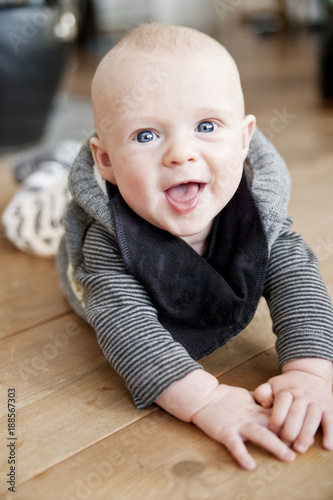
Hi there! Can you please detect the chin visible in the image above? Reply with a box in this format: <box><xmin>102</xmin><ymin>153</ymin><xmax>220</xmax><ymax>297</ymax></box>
<box><xmin>172</xmin><ymin>226</ymin><xmax>210</xmax><ymax>242</ymax></box>
<box><xmin>160</xmin><ymin>215</ymin><xmax>213</xmax><ymax>239</ymax></box>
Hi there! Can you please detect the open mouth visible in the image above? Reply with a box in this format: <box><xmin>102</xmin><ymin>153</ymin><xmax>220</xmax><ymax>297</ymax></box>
<box><xmin>164</xmin><ymin>182</ymin><xmax>205</xmax><ymax>213</ymax></box>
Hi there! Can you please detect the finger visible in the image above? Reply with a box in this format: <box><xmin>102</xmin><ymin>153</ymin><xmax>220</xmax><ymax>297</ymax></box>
<box><xmin>280</xmin><ymin>400</ymin><xmax>308</xmax><ymax>446</ymax></box>
<box><xmin>242</xmin><ymin>422</ymin><xmax>296</xmax><ymax>463</ymax></box>
<box><xmin>292</xmin><ymin>403</ymin><xmax>322</xmax><ymax>453</ymax></box>
<box><xmin>253</xmin><ymin>382</ymin><xmax>274</xmax><ymax>408</ymax></box>
<box><xmin>322</xmin><ymin>409</ymin><xmax>333</xmax><ymax>450</ymax></box>
<box><xmin>223</xmin><ymin>433</ymin><xmax>257</xmax><ymax>471</ymax></box>
<box><xmin>270</xmin><ymin>391</ymin><xmax>293</xmax><ymax>434</ymax></box>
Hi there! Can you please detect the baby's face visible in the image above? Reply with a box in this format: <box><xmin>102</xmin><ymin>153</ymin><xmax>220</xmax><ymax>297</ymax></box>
<box><xmin>92</xmin><ymin>48</ymin><xmax>255</xmax><ymax>245</ymax></box>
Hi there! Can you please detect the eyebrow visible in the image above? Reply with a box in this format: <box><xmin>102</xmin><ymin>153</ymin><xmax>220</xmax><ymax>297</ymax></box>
<box><xmin>196</xmin><ymin>107</ymin><xmax>234</xmax><ymax>118</ymax></box>
<box><xmin>125</xmin><ymin>106</ymin><xmax>234</xmax><ymax>125</ymax></box>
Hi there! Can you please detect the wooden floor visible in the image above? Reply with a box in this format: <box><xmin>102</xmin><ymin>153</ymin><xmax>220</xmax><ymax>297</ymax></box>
<box><xmin>1</xmin><ymin>24</ymin><xmax>333</xmax><ymax>500</ymax></box>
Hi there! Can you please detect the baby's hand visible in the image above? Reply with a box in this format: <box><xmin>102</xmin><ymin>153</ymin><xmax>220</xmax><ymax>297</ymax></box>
<box><xmin>155</xmin><ymin>370</ymin><xmax>295</xmax><ymax>470</ymax></box>
<box><xmin>254</xmin><ymin>358</ymin><xmax>333</xmax><ymax>454</ymax></box>
<box><xmin>191</xmin><ymin>384</ymin><xmax>295</xmax><ymax>470</ymax></box>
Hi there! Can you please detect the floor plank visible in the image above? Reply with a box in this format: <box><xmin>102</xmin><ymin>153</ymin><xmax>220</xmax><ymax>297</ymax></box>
<box><xmin>0</xmin><ymin>242</ymin><xmax>71</xmax><ymax>339</ymax></box>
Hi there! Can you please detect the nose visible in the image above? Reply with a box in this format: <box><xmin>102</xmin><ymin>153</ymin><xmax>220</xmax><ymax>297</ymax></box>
<box><xmin>162</xmin><ymin>136</ymin><xmax>198</xmax><ymax>167</ymax></box>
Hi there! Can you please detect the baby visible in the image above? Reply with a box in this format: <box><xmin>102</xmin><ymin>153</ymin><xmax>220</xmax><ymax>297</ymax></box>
<box><xmin>54</xmin><ymin>23</ymin><xmax>333</xmax><ymax>470</ymax></box>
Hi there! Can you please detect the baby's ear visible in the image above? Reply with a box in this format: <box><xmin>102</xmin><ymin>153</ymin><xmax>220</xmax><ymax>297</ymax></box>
<box><xmin>241</xmin><ymin>114</ymin><xmax>256</xmax><ymax>161</ymax></box>
<box><xmin>90</xmin><ymin>136</ymin><xmax>117</xmax><ymax>185</ymax></box>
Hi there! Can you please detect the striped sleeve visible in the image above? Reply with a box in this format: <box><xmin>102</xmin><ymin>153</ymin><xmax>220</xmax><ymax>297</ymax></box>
<box><xmin>263</xmin><ymin>218</ymin><xmax>333</xmax><ymax>367</ymax></box>
<box><xmin>75</xmin><ymin>221</ymin><xmax>202</xmax><ymax>409</ymax></box>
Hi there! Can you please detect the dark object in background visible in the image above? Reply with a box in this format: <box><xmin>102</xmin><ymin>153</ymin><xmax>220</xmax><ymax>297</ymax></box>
<box><xmin>0</xmin><ymin>1</ymin><xmax>79</xmax><ymax>148</ymax></box>
<box><xmin>320</xmin><ymin>30</ymin><xmax>333</xmax><ymax>101</ymax></box>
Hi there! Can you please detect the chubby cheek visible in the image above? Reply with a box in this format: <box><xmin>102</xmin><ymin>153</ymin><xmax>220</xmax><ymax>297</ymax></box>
<box><xmin>117</xmin><ymin>170</ymin><xmax>154</xmax><ymax>216</ymax></box>
<box><xmin>212</xmin><ymin>152</ymin><xmax>243</xmax><ymax>196</ymax></box>
<box><xmin>118</xmin><ymin>178</ymin><xmax>144</xmax><ymax>207</ymax></box>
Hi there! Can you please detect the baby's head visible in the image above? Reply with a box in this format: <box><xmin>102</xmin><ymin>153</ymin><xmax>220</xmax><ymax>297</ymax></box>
<box><xmin>90</xmin><ymin>23</ymin><xmax>255</xmax><ymax>253</ymax></box>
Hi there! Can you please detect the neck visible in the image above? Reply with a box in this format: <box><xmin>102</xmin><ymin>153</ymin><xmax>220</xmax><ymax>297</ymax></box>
<box><xmin>181</xmin><ymin>220</ymin><xmax>214</xmax><ymax>256</ymax></box>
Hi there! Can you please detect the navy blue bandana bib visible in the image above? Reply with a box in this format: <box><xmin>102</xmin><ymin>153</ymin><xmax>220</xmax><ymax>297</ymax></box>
<box><xmin>107</xmin><ymin>170</ymin><xmax>268</xmax><ymax>360</ymax></box>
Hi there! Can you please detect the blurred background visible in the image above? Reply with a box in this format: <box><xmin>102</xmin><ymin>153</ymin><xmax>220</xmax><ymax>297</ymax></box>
<box><xmin>0</xmin><ymin>0</ymin><xmax>332</xmax><ymax>152</ymax></box>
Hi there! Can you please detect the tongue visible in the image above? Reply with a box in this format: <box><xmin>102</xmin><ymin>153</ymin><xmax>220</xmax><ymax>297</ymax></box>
<box><xmin>166</xmin><ymin>182</ymin><xmax>199</xmax><ymax>202</ymax></box>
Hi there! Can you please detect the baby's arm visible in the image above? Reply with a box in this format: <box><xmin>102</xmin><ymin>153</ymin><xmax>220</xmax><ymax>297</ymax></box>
<box><xmin>261</xmin><ymin>210</ymin><xmax>333</xmax><ymax>452</ymax></box>
<box><xmin>155</xmin><ymin>369</ymin><xmax>296</xmax><ymax>470</ymax></box>
<box><xmin>254</xmin><ymin>358</ymin><xmax>333</xmax><ymax>452</ymax></box>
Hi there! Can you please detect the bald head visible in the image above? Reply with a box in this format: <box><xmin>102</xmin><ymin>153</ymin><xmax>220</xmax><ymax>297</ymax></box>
<box><xmin>91</xmin><ymin>23</ymin><xmax>244</xmax><ymax>141</ymax></box>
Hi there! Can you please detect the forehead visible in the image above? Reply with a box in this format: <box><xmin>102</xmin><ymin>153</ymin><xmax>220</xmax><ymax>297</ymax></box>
<box><xmin>93</xmin><ymin>45</ymin><xmax>244</xmax><ymax>130</ymax></box>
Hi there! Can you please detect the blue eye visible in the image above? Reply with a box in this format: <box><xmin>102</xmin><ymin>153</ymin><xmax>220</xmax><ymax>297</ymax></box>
<box><xmin>134</xmin><ymin>130</ymin><xmax>157</xmax><ymax>143</ymax></box>
<box><xmin>196</xmin><ymin>121</ymin><xmax>216</xmax><ymax>133</ymax></box>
